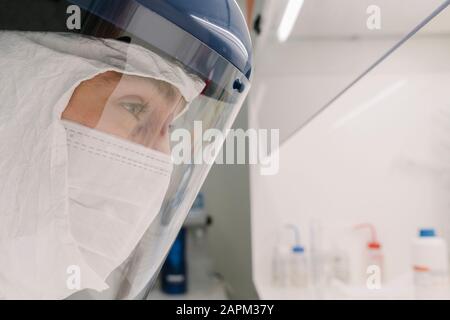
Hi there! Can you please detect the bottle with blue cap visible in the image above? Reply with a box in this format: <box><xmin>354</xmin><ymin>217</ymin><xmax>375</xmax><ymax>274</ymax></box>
<box><xmin>412</xmin><ymin>227</ymin><xmax>449</xmax><ymax>298</ymax></box>
<box><xmin>290</xmin><ymin>243</ymin><xmax>308</xmax><ymax>288</ymax></box>
<box><xmin>286</xmin><ymin>225</ymin><xmax>308</xmax><ymax>288</ymax></box>
<box><xmin>272</xmin><ymin>224</ymin><xmax>309</xmax><ymax>288</ymax></box>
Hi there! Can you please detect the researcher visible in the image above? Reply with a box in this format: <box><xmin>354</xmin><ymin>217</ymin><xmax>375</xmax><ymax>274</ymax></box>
<box><xmin>0</xmin><ymin>0</ymin><xmax>252</xmax><ymax>299</ymax></box>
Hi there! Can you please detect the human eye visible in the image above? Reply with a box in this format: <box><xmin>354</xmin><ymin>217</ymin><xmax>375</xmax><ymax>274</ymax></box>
<box><xmin>120</xmin><ymin>101</ymin><xmax>148</xmax><ymax>119</ymax></box>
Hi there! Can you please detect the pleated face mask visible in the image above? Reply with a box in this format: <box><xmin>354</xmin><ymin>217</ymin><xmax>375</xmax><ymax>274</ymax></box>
<box><xmin>62</xmin><ymin>120</ymin><xmax>173</xmax><ymax>280</ymax></box>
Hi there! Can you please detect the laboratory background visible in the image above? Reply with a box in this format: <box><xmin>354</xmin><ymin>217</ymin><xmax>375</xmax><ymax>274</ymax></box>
<box><xmin>149</xmin><ymin>0</ymin><xmax>450</xmax><ymax>300</ymax></box>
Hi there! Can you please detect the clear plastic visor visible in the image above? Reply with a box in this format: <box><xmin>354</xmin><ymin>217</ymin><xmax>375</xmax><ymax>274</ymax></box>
<box><xmin>62</xmin><ymin>22</ymin><xmax>250</xmax><ymax>299</ymax></box>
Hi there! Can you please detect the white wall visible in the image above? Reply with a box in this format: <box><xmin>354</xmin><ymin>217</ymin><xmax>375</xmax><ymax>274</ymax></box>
<box><xmin>249</xmin><ymin>31</ymin><xmax>450</xmax><ymax>298</ymax></box>
<box><xmin>255</xmin><ymin>0</ymin><xmax>448</xmax><ymax>145</ymax></box>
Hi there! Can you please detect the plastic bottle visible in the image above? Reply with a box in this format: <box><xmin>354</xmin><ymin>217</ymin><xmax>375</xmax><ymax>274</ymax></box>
<box><xmin>290</xmin><ymin>245</ymin><xmax>308</xmax><ymax>288</ymax></box>
<box><xmin>161</xmin><ymin>228</ymin><xmax>187</xmax><ymax>294</ymax></box>
<box><xmin>412</xmin><ymin>228</ymin><xmax>449</xmax><ymax>298</ymax></box>
<box><xmin>355</xmin><ymin>223</ymin><xmax>384</xmax><ymax>283</ymax></box>
<box><xmin>272</xmin><ymin>224</ymin><xmax>309</xmax><ymax>288</ymax></box>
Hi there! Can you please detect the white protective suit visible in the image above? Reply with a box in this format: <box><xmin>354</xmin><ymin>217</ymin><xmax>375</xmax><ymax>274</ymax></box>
<box><xmin>0</xmin><ymin>31</ymin><xmax>204</xmax><ymax>299</ymax></box>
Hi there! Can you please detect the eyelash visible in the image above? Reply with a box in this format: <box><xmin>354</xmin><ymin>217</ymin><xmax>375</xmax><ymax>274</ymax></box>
<box><xmin>120</xmin><ymin>102</ymin><xmax>147</xmax><ymax>119</ymax></box>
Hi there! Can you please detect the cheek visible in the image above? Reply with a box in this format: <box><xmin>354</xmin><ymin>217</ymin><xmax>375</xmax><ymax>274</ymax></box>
<box><xmin>154</xmin><ymin>114</ymin><xmax>175</xmax><ymax>154</ymax></box>
<box><xmin>95</xmin><ymin>103</ymin><xmax>139</xmax><ymax>139</ymax></box>
<box><xmin>152</xmin><ymin>133</ymin><xmax>172</xmax><ymax>155</ymax></box>
<box><xmin>129</xmin><ymin>116</ymin><xmax>173</xmax><ymax>154</ymax></box>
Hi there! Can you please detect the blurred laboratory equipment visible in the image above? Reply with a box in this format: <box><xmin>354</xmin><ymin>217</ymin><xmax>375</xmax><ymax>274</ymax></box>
<box><xmin>412</xmin><ymin>228</ymin><xmax>449</xmax><ymax>299</ymax></box>
<box><xmin>290</xmin><ymin>245</ymin><xmax>308</xmax><ymax>288</ymax></box>
<box><xmin>272</xmin><ymin>224</ymin><xmax>309</xmax><ymax>289</ymax></box>
<box><xmin>150</xmin><ymin>193</ymin><xmax>227</xmax><ymax>299</ymax></box>
<box><xmin>161</xmin><ymin>228</ymin><xmax>187</xmax><ymax>294</ymax></box>
<box><xmin>355</xmin><ymin>224</ymin><xmax>384</xmax><ymax>284</ymax></box>
<box><xmin>184</xmin><ymin>193</ymin><xmax>209</xmax><ymax>228</ymax></box>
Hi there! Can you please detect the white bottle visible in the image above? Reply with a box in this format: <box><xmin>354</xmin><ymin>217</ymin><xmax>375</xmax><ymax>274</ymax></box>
<box><xmin>366</xmin><ymin>241</ymin><xmax>384</xmax><ymax>281</ymax></box>
<box><xmin>412</xmin><ymin>228</ymin><xmax>449</xmax><ymax>298</ymax></box>
<box><xmin>273</xmin><ymin>225</ymin><xmax>309</xmax><ymax>288</ymax></box>
<box><xmin>289</xmin><ymin>245</ymin><xmax>308</xmax><ymax>288</ymax></box>
<box><xmin>355</xmin><ymin>224</ymin><xmax>384</xmax><ymax>284</ymax></box>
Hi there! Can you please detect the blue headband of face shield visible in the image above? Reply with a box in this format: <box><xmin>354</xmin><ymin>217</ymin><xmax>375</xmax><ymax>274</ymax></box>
<box><xmin>68</xmin><ymin>0</ymin><xmax>252</xmax><ymax>93</ymax></box>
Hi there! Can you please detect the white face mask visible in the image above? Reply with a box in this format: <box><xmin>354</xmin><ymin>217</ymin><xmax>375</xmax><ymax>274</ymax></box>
<box><xmin>62</xmin><ymin>119</ymin><xmax>173</xmax><ymax>280</ymax></box>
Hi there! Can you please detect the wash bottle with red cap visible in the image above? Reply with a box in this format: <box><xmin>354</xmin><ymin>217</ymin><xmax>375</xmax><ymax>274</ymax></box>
<box><xmin>355</xmin><ymin>224</ymin><xmax>384</xmax><ymax>283</ymax></box>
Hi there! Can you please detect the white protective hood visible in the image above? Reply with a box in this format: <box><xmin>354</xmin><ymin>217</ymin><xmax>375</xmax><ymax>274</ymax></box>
<box><xmin>0</xmin><ymin>31</ymin><xmax>204</xmax><ymax>299</ymax></box>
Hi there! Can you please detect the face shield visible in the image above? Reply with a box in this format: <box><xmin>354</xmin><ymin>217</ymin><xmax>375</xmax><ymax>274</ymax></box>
<box><xmin>0</xmin><ymin>0</ymin><xmax>251</xmax><ymax>299</ymax></box>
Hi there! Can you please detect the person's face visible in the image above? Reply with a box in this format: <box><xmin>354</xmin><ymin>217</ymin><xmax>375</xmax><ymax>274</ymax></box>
<box><xmin>62</xmin><ymin>71</ymin><xmax>185</xmax><ymax>154</ymax></box>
